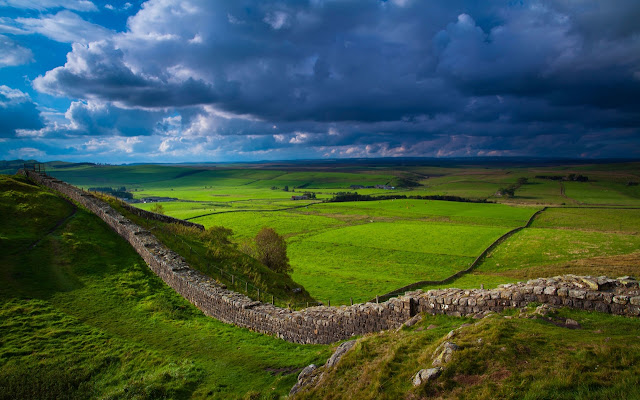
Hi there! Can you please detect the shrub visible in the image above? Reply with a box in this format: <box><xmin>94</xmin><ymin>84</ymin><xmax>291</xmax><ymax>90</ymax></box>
<box><xmin>254</xmin><ymin>227</ymin><xmax>291</xmax><ymax>274</ymax></box>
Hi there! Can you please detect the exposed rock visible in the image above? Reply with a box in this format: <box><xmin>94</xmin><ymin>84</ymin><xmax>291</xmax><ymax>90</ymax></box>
<box><xmin>326</xmin><ymin>340</ymin><xmax>357</xmax><ymax>369</ymax></box>
<box><xmin>534</xmin><ymin>304</ymin><xmax>555</xmax><ymax>317</ymax></box>
<box><xmin>564</xmin><ymin>318</ymin><xmax>581</xmax><ymax>328</ymax></box>
<box><xmin>405</xmin><ymin>314</ymin><xmax>423</xmax><ymax>327</ymax></box>
<box><xmin>412</xmin><ymin>367</ymin><xmax>442</xmax><ymax>386</ymax></box>
<box><xmin>396</xmin><ymin>314</ymin><xmax>423</xmax><ymax>332</ymax></box>
<box><xmin>433</xmin><ymin>342</ymin><xmax>459</xmax><ymax>366</ymax></box>
<box><xmin>289</xmin><ymin>364</ymin><xmax>318</xmax><ymax>397</ymax></box>
<box><xmin>426</xmin><ymin>324</ymin><xmax>438</xmax><ymax>330</ymax></box>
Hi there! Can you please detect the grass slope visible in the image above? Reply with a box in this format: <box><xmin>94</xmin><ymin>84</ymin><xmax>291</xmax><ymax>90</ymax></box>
<box><xmin>295</xmin><ymin>307</ymin><xmax>640</xmax><ymax>399</ymax></box>
<box><xmin>100</xmin><ymin>195</ymin><xmax>316</xmax><ymax>307</ymax></box>
<box><xmin>0</xmin><ymin>175</ymin><xmax>330</xmax><ymax>399</ymax></box>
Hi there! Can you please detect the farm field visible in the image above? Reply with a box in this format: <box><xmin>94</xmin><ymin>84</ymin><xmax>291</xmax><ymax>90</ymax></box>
<box><xmin>193</xmin><ymin>201</ymin><xmax>536</xmax><ymax>304</ymax></box>
<box><xmin>37</xmin><ymin>160</ymin><xmax>640</xmax><ymax>304</ymax></box>
<box><xmin>0</xmin><ymin>175</ymin><xmax>330</xmax><ymax>399</ymax></box>
<box><xmin>445</xmin><ymin>206</ymin><xmax>640</xmax><ymax>291</ymax></box>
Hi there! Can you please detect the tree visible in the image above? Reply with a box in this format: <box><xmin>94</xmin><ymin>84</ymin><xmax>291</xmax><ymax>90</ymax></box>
<box><xmin>284</xmin><ymin>185</ymin><xmax>289</xmax><ymax>192</ymax></box>
<box><xmin>150</xmin><ymin>203</ymin><xmax>165</xmax><ymax>214</ymax></box>
<box><xmin>517</xmin><ymin>177</ymin><xmax>528</xmax><ymax>185</ymax></box>
<box><xmin>254</xmin><ymin>227</ymin><xmax>291</xmax><ymax>273</ymax></box>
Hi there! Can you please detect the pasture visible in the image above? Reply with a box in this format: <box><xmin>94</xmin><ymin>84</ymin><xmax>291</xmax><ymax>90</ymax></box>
<box><xmin>43</xmin><ymin>160</ymin><xmax>640</xmax><ymax>304</ymax></box>
<box><xmin>0</xmin><ymin>175</ymin><xmax>330</xmax><ymax>399</ymax></box>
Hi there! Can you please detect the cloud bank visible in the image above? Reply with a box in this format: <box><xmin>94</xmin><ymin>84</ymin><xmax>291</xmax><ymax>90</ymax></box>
<box><xmin>1</xmin><ymin>0</ymin><xmax>639</xmax><ymax>161</ymax></box>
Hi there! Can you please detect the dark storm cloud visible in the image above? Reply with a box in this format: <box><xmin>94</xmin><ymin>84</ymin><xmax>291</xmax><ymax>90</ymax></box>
<box><xmin>20</xmin><ymin>0</ymin><xmax>640</xmax><ymax>159</ymax></box>
<box><xmin>0</xmin><ymin>86</ymin><xmax>44</xmax><ymax>137</ymax></box>
<box><xmin>63</xmin><ymin>101</ymin><xmax>167</xmax><ymax>136</ymax></box>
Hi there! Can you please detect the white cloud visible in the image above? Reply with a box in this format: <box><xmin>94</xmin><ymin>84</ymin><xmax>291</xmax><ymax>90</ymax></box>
<box><xmin>16</xmin><ymin>11</ymin><xmax>111</xmax><ymax>44</ymax></box>
<box><xmin>264</xmin><ymin>11</ymin><xmax>289</xmax><ymax>30</ymax></box>
<box><xmin>115</xmin><ymin>136</ymin><xmax>141</xmax><ymax>153</ymax></box>
<box><xmin>0</xmin><ymin>35</ymin><xmax>32</xmax><ymax>67</ymax></box>
<box><xmin>8</xmin><ymin>146</ymin><xmax>45</xmax><ymax>158</ymax></box>
<box><xmin>0</xmin><ymin>0</ymin><xmax>97</xmax><ymax>12</ymax></box>
<box><xmin>0</xmin><ymin>85</ymin><xmax>31</xmax><ymax>104</ymax></box>
<box><xmin>289</xmin><ymin>131</ymin><xmax>309</xmax><ymax>143</ymax></box>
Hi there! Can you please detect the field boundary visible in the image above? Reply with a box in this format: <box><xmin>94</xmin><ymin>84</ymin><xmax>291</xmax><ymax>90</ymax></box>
<box><xmin>20</xmin><ymin>170</ymin><xmax>640</xmax><ymax>344</ymax></box>
<box><xmin>371</xmin><ymin>207</ymin><xmax>548</xmax><ymax>302</ymax></box>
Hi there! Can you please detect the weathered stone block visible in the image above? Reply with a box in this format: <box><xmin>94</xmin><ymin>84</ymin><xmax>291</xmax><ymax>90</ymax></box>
<box><xmin>569</xmin><ymin>290</ymin><xmax>586</xmax><ymax>299</ymax></box>
<box><xmin>613</xmin><ymin>296</ymin><xmax>629</xmax><ymax>305</ymax></box>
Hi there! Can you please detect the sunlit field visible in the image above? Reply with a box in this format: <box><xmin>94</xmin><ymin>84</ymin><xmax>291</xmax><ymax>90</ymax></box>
<box><xmin>45</xmin><ymin>161</ymin><xmax>640</xmax><ymax>304</ymax></box>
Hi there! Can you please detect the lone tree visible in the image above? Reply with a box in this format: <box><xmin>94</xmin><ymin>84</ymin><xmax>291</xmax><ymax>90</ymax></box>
<box><xmin>254</xmin><ymin>227</ymin><xmax>291</xmax><ymax>274</ymax></box>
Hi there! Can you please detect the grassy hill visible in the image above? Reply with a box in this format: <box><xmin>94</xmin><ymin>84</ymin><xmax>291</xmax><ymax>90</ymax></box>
<box><xmin>0</xmin><ymin>175</ymin><xmax>331</xmax><ymax>399</ymax></box>
<box><xmin>294</xmin><ymin>306</ymin><xmax>640</xmax><ymax>399</ymax></box>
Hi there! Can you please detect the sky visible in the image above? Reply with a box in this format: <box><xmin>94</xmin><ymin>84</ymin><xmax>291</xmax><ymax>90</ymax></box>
<box><xmin>0</xmin><ymin>0</ymin><xmax>639</xmax><ymax>163</ymax></box>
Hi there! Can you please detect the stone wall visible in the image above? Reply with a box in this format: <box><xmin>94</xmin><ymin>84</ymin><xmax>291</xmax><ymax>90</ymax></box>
<box><xmin>410</xmin><ymin>275</ymin><xmax>640</xmax><ymax>318</ymax></box>
<box><xmin>23</xmin><ymin>170</ymin><xmax>640</xmax><ymax>344</ymax></box>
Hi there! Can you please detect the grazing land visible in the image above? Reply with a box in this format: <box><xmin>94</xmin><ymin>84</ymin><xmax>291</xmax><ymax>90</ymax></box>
<box><xmin>2</xmin><ymin>159</ymin><xmax>640</xmax><ymax>399</ymax></box>
<box><xmin>0</xmin><ymin>175</ymin><xmax>330</xmax><ymax>399</ymax></box>
<box><xmin>35</xmin><ymin>159</ymin><xmax>640</xmax><ymax>304</ymax></box>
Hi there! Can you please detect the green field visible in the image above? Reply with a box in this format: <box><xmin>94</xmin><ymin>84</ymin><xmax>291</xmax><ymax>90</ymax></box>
<box><xmin>532</xmin><ymin>207</ymin><xmax>640</xmax><ymax>233</ymax></box>
<box><xmin>479</xmin><ymin>228</ymin><xmax>640</xmax><ymax>273</ymax></box>
<box><xmin>3</xmin><ymin>160</ymin><xmax>640</xmax><ymax>399</ymax></box>
<box><xmin>439</xmin><ymin>206</ymin><xmax>640</xmax><ymax>290</ymax></box>
<box><xmin>0</xmin><ymin>175</ymin><xmax>330</xmax><ymax>399</ymax></box>
<box><xmin>36</xmin><ymin>160</ymin><xmax>640</xmax><ymax>304</ymax></box>
<box><xmin>197</xmin><ymin>203</ymin><xmax>534</xmax><ymax>303</ymax></box>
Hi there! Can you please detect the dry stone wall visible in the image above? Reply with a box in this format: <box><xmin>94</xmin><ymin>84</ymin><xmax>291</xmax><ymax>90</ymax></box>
<box><xmin>23</xmin><ymin>170</ymin><xmax>640</xmax><ymax>344</ymax></box>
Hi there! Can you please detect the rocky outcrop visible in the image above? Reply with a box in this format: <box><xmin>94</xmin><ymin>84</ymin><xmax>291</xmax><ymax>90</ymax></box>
<box><xmin>325</xmin><ymin>340</ymin><xmax>357</xmax><ymax>368</ymax></box>
<box><xmin>432</xmin><ymin>341</ymin><xmax>459</xmax><ymax>366</ymax></box>
<box><xmin>290</xmin><ymin>339</ymin><xmax>358</xmax><ymax>397</ymax></box>
<box><xmin>412</xmin><ymin>367</ymin><xmax>442</xmax><ymax>386</ymax></box>
<box><xmin>23</xmin><ymin>170</ymin><xmax>640</xmax><ymax>346</ymax></box>
<box><xmin>289</xmin><ymin>364</ymin><xmax>319</xmax><ymax>397</ymax></box>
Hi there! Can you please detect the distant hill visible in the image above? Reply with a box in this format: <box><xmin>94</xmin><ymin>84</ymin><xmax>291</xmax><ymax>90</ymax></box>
<box><xmin>0</xmin><ymin>160</ymin><xmax>96</xmax><ymax>175</ymax></box>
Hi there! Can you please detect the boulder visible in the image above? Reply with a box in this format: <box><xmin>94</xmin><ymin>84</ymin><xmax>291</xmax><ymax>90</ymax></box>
<box><xmin>412</xmin><ymin>367</ymin><xmax>442</xmax><ymax>386</ymax></box>
<box><xmin>326</xmin><ymin>340</ymin><xmax>357</xmax><ymax>369</ymax></box>
<box><xmin>289</xmin><ymin>364</ymin><xmax>318</xmax><ymax>397</ymax></box>
<box><xmin>432</xmin><ymin>341</ymin><xmax>459</xmax><ymax>366</ymax></box>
